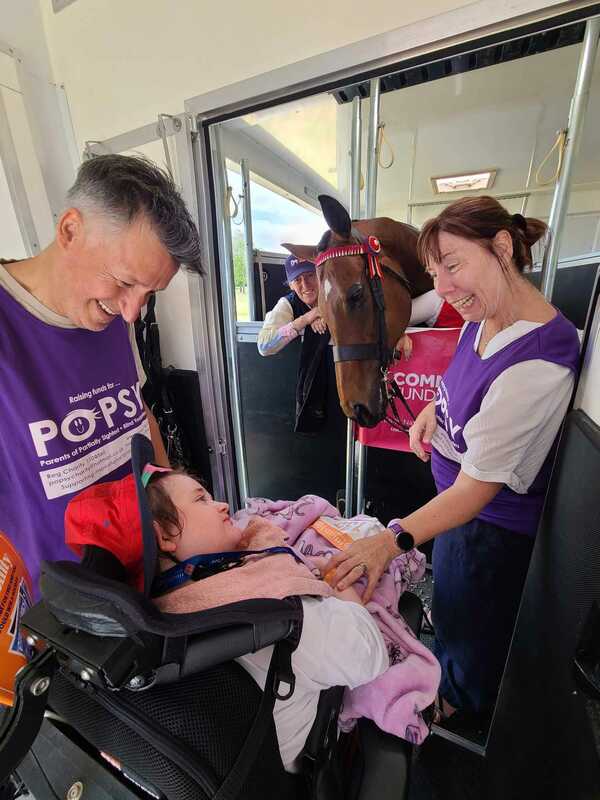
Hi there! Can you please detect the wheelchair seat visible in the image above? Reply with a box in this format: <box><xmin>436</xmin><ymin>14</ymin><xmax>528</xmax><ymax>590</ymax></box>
<box><xmin>1</xmin><ymin>540</ymin><xmax>423</xmax><ymax>799</ymax></box>
<box><xmin>1</xmin><ymin>424</ymin><xmax>425</xmax><ymax>800</ymax></box>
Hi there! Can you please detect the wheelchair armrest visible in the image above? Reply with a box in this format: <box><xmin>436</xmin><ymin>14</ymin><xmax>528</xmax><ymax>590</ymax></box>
<box><xmin>355</xmin><ymin>718</ymin><xmax>411</xmax><ymax>800</ymax></box>
<box><xmin>398</xmin><ymin>591</ymin><xmax>423</xmax><ymax>637</ymax></box>
<box><xmin>25</xmin><ymin>562</ymin><xmax>303</xmax><ymax>690</ymax></box>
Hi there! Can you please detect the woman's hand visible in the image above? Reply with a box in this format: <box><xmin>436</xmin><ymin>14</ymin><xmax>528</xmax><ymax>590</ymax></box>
<box><xmin>294</xmin><ymin>306</ymin><xmax>320</xmax><ymax>332</ymax></box>
<box><xmin>310</xmin><ymin>316</ymin><xmax>328</xmax><ymax>335</ymax></box>
<box><xmin>325</xmin><ymin>531</ymin><xmax>398</xmax><ymax>604</ymax></box>
<box><xmin>394</xmin><ymin>334</ymin><xmax>413</xmax><ymax>360</ymax></box>
<box><xmin>408</xmin><ymin>400</ymin><xmax>437</xmax><ymax>462</ymax></box>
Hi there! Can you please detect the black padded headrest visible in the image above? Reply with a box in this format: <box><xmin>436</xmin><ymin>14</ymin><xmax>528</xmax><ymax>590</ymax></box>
<box><xmin>40</xmin><ymin>558</ymin><xmax>303</xmax><ymax>641</ymax></box>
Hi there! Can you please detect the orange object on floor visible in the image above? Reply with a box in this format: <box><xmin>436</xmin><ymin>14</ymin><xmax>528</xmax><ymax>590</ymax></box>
<box><xmin>0</xmin><ymin>531</ymin><xmax>33</xmax><ymax>707</ymax></box>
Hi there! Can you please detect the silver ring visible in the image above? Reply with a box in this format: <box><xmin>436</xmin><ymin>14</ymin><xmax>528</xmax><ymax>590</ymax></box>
<box><xmin>358</xmin><ymin>562</ymin><xmax>368</xmax><ymax>575</ymax></box>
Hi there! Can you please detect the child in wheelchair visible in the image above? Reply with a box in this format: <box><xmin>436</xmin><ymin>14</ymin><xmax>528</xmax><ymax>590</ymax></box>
<box><xmin>65</xmin><ymin>455</ymin><xmax>440</xmax><ymax>773</ymax></box>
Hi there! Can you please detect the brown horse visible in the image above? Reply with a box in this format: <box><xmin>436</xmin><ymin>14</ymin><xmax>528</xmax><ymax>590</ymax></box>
<box><xmin>283</xmin><ymin>195</ymin><xmax>432</xmax><ymax>427</ymax></box>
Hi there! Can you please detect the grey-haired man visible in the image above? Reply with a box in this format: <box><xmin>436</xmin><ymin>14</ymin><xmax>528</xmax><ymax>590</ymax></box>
<box><xmin>0</xmin><ymin>154</ymin><xmax>203</xmax><ymax>594</ymax></box>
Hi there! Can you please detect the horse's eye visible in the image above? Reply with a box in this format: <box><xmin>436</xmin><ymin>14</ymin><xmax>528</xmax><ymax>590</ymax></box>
<box><xmin>347</xmin><ymin>283</ymin><xmax>364</xmax><ymax>307</ymax></box>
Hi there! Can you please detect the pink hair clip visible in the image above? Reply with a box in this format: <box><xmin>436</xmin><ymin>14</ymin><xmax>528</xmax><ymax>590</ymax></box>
<box><xmin>141</xmin><ymin>463</ymin><xmax>173</xmax><ymax>488</ymax></box>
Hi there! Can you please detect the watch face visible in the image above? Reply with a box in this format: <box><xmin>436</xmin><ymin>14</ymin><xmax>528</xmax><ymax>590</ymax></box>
<box><xmin>396</xmin><ymin>531</ymin><xmax>415</xmax><ymax>551</ymax></box>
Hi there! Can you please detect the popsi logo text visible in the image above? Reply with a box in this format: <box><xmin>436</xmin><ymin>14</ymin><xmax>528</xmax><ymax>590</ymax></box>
<box><xmin>28</xmin><ymin>382</ymin><xmax>143</xmax><ymax>458</ymax></box>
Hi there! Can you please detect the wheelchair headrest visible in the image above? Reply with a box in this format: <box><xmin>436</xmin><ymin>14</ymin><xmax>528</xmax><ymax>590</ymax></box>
<box><xmin>64</xmin><ymin>434</ymin><xmax>162</xmax><ymax>597</ymax></box>
<box><xmin>39</xmin><ymin>551</ymin><xmax>302</xmax><ymax>641</ymax></box>
<box><xmin>32</xmin><ymin>552</ymin><xmax>303</xmax><ymax>691</ymax></box>
<box><xmin>131</xmin><ymin>433</ymin><xmax>161</xmax><ymax>596</ymax></box>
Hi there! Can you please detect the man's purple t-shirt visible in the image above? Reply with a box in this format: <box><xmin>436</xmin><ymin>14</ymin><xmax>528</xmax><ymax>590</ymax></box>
<box><xmin>0</xmin><ymin>285</ymin><xmax>149</xmax><ymax>595</ymax></box>
<box><xmin>431</xmin><ymin>312</ymin><xmax>580</xmax><ymax>536</ymax></box>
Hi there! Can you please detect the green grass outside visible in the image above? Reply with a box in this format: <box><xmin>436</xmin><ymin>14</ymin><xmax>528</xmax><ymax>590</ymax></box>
<box><xmin>235</xmin><ymin>287</ymin><xmax>250</xmax><ymax>321</ymax></box>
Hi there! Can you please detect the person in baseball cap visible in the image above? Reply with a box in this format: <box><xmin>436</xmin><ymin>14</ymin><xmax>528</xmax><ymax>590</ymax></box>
<box><xmin>257</xmin><ymin>252</ymin><xmax>330</xmax><ymax>433</ymax></box>
<box><xmin>257</xmin><ymin>254</ymin><xmax>326</xmax><ymax>359</ymax></box>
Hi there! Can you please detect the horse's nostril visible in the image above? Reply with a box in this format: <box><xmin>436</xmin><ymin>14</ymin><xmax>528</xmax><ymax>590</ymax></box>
<box><xmin>352</xmin><ymin>403</ymin><xmax>383</xmax><ymax>428</ymax></box>
<box><xmin>353</xmin><ymin>404</ymin><xmax>371</xmax><ymax>427</ymax></box>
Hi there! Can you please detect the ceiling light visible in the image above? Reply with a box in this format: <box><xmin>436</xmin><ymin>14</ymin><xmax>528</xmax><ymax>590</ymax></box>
<box><xmin>431</xmin><ymin>170</ymin><xmax>497</xmax><ymax>194</ymax></box>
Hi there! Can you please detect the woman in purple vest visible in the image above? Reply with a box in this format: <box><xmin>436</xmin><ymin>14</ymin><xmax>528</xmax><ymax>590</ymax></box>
<box><xmin>327</xmin><ymin>196</ymin><xmax>580</xmax><ymax>718</ymax></box>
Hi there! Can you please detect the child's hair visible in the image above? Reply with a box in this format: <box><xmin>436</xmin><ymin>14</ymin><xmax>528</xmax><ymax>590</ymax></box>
<box><xmin>145</xmin><ymin>468</ymin><xmax>212</xmax><ymax>560</ymax></box>
<box><xmin>145</xmin><ymin>468</ymin><xmax>186</xmax><ymax>544</ymax></box>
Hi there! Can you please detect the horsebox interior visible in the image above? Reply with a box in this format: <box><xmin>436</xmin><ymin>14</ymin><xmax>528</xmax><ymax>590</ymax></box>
<box><xmin>180</xmin><ymin>4</ymin><xmax>600</xmax><ymax>778</ymax></box>
<box><xmin>172</xmin><ymin>8</ymin><xmax>600</xmax><ymax>773</ymax></box>
<box><xmin>2</xmin><ymin>2</ymin><xmax>600</xmax><ymax>799</ymax></box>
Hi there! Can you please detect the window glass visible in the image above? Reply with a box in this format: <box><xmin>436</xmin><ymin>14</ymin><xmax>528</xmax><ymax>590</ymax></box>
<box><xmin>225</xmin><ymin>166</ymin><xmax>323</xmax><ymax>321</ymax></box>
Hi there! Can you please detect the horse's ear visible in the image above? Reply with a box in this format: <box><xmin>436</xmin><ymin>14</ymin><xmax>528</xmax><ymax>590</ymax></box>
<box><xmin>318</xmin><ymin>195</ymin><xmax>351</xmax><ymax>238</ymax></box>
<box><xmin>281</xmin><ymin>243</ymin><xmax>318</xmax><ymax>262</ymax></box>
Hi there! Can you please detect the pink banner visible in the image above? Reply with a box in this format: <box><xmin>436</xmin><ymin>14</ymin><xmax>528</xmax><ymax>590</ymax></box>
<box><xmin>357</xmin><ymin>327</ymin><xmax>461</xmax><ymax>453</ymax></box>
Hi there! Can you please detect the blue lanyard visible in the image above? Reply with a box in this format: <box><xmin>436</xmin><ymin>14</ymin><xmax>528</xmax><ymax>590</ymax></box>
<box><xmin>151</xmin><ymin>546</ymin><xmax>303</xmax><ymax>597</ymax></box>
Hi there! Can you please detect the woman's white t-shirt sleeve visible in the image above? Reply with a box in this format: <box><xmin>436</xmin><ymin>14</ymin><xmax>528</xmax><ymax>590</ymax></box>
<box><xmin>409</xmin><ymin>290</ymin><xmax>444</xmax><ymax>327</ymax></box>
<box><xmin>461</xmin><ymin>360</ymin><xmax>574</xmax><ymax>493</ymax></box>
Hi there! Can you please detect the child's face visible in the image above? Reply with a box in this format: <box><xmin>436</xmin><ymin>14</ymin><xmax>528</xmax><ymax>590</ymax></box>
<box><xmin>155</xmin><ymin>474</ymin><xmax>242</xmax><ymax>561</ymax></box>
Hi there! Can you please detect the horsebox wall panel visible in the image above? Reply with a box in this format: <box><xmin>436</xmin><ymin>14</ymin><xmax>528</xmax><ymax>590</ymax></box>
<box><xmin>237</xmin><ymin>340</ymin><xmax>347</xmax><ymax>504</ymax></box>
<box><xmin>0</xmin><ymin>51</ymin><xmax>19</xmax><ymax>91</ymax></box>
<box><xmin>0</xmin><ymin>146</ymin><xmax>28</xmax><ymax>259</ymax></box>
<box><xmin>1</xmin><ymin>2</ymin><xmax>79</xmax><ymax>225</ymax></box>
<box><xmin>1</xmin><ymin>86</ymin><xmax>55</xmax><ymax>247</ymax></box>
<box><xmin>527</xmin><ymin>262</ymin><xmax>599</xmax><ymax>330</ymax></box>
<box><xmin>41</xmin><ymin>0</ymin><xmax>477</xmax><ymax>146</ymax></box>
<box><xmin>487</xmin><ymin>410</ymin><xmax>600</xmax><ymax>799</ymax></box>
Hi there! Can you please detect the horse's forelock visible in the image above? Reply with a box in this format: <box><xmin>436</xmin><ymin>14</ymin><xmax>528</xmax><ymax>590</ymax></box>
<box><xmin>317</xmin><ymin>229</ymin><xmax>331</xmax><ymax>253</ymax></box>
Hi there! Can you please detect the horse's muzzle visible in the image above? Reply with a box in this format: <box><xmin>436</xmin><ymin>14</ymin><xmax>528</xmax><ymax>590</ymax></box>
<box><xmin>352</xmin><ymin>403</ymin><xmax>383</xmax><ymax>428</ymax></box>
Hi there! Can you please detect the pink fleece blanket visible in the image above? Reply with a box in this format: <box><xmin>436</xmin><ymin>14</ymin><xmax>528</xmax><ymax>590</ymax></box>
<box><xmin>235</xmin><ymin>495</ymin><xmax>441</xmax><ymax>744</ymax></box>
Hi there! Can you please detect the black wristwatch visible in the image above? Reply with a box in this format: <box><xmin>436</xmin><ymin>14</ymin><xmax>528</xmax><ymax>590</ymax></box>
<box><xmin>388</xmin><ymin>521</ymin><xmax>415</xmax><ymax>553</ymax></box>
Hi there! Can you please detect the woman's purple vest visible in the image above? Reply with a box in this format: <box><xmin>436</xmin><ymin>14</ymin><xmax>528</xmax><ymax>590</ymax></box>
<box><xmin>431</xmin><ymin>313</ymin><xmax>580</xmax><ymax>536</ymax></box>
<box><xmin>0</xmin><ymin>285</ymin><xmax>149</xmax><ymax>596</ymax></box>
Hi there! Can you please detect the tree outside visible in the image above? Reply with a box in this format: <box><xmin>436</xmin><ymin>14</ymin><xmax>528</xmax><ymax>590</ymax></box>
<box><xmin>232</xmin><ymin>230</ymin><xmax>250</xmax><ymax>320</ymax></box>
<box><xmin>232</xmin><ymin>230</ymin><xmax>247</xmax><ymax>290</ymax></box>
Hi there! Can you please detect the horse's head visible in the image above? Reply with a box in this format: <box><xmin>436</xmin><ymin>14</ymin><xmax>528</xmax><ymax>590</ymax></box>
<box><xmin>284</xmin><ymin>195</ymin><xmax>421</xmax><ymax>428</ymax></box>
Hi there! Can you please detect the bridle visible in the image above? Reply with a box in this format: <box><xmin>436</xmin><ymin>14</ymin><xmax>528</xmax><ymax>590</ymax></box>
<box><xmin>314</xmin><ymin>228</ymin><xmax>416</xmax><ymax>431</ymax></box>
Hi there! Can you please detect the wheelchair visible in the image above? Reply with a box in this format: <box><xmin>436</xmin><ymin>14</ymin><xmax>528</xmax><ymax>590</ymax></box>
<box><xmin>0</xmin><ymin>437</ymin><xmax>424</xmax><ymax>800</ymax></box>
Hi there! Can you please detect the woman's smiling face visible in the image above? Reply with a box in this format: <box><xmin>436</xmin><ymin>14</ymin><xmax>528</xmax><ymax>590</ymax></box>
<box><xmin>290</xmin><ymin>270</ymin><xmax>319</xmax><ymax>307</ymax></box>
<box><xmin>425</xmin><ymin>231</ymin><xmax>514</xmax><ymax>322</ymax></box>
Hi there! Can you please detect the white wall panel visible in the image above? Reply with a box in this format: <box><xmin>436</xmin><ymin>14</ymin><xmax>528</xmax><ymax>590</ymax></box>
<box><xmin>0</xmin><ymin>152</ymin><xmax>27</xmax><ymax>258</ymax></box>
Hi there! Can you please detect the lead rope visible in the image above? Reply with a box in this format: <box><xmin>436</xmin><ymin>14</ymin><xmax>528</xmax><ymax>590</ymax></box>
<box><xmin>383</xmin><ymin>376</ymin><xmax>417</xmax><ymax>432</ymax></box>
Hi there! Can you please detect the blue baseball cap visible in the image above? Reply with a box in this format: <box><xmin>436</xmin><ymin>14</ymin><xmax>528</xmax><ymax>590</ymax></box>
<box><xmin>284</xmin><ymin>255</ymin><xmax>316</xmax><ymax>284</ymax></box>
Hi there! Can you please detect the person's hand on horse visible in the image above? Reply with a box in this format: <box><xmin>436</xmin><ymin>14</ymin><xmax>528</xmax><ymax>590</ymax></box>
<box><xmin>311</xmin><ymin>316</ymin><xmax>328</xmax><ymax>335</ymax></box>
<box><xmin>394</xmin><ymin>333</ymin><xmax>413</xmax><ymax>360</ymax></box>
<box><xmin>409</xmin><ymin>400</ymin><xmax>437</xmax><ymax>462</ymax></box>
<box><xmin>324</xmin><ymin>531</ymin><xmax>397</xmax><ymax>604</ymax></box>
